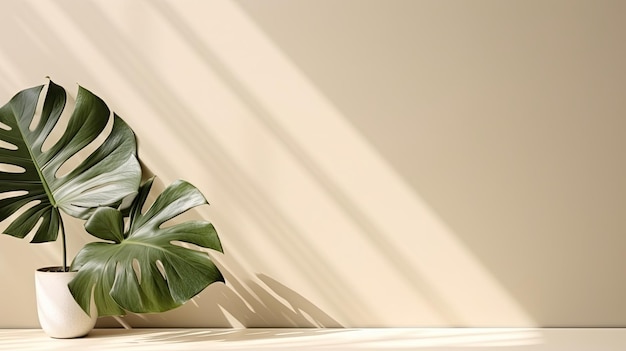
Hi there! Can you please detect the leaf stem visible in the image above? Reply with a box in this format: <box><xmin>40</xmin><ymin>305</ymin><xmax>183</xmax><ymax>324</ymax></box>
<box><xmin>60</xmin><ymin>219</ymin><xmax>67</xmax><ymax>272</ymax></box>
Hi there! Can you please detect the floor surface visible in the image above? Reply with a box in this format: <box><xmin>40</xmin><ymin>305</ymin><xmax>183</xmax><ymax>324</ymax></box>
<box><xmin>0</xmin><ymin>328</ymin><xmax>623</xmax><ymax>350</ymax></box>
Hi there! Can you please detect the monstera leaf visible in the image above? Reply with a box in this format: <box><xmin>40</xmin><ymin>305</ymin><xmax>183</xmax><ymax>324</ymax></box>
<box><xmin>69</xmin><ymin>178</ymin><xmax>224</xmax><ymax>316</ymax></box>
<box><xmin>0</xmin><ymin>80</ymin><xmax>141</xmax><ymax>243</ymax></box>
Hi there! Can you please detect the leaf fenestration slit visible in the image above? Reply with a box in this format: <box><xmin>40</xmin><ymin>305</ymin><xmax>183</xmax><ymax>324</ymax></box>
<box><xmin>0</xmin><ymin>140</ymin><xmax>17</xmax><ymax>150</ymax></box>
<box><xmin>55</xmin><ymin>109</ymin><xmax>115</xmax><ymax>178</ymax></box>
<box><xmin>1</xmin><ymin>200</ymin><xmax>43</xmax><ymax>238</ymax></box>
<box><xmin>29</xmin><ymin>81</ymin><xmax>47</xmax><ymax>132</ymax></box>
<box><xmin>0</xmin><ymin>163</ymin><xmax>26</xmax><ymax>173</ymax></box>
<box><xmin>40</xmin><ymin>91</ymin><xmax>74</xmax><ymax>153</ymax></box>
<box><xmin>0</xmin><ymin>190</ymin><xmax>28</xmax><ymax>200</ymax></box>
<box><xmin>156</xmin><ymin>260</ymin><xmax>167</xmax><ymax>280</ymax></box>
<box><xmin>25</xmin><ymin>217</ymin><xmax>44</xmax><ymax>242</ymax></box>
<box><xmin>132</xmin><ymin>258</ymin><xmax>141</xmax><ymax>284</ymax></box>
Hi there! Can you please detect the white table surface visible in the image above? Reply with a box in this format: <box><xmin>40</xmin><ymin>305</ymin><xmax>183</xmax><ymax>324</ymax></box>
<box><xmin>0</xmin><ymin>328</ymin><xmax>624</xmax><ymax>350</ymax></box>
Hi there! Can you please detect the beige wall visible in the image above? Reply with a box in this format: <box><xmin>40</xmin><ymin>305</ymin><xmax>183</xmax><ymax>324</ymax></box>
<box><xmin>0</xmin><ymin>0</ymin><xmax>624</xmax><ymax>327</ymax></box>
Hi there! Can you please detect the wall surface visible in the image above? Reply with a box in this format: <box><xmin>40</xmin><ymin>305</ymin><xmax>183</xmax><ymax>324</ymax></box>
<box><xmin>0</xmin><ymin>0</ymin><xmax>624</xmax><ymax>328</ymax></box>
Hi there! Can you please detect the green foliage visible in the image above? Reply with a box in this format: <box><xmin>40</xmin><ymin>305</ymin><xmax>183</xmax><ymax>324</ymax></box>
<box><xmin>0</xmin><ymin>80</ymin><xmax>224</xmax><ymax>318</ymax></box>
<box><xmin>69</xmin><ymin>178</ymin><xmax>224</xmax><ymax>316</ymax></box>
<box><xmin>0</xmin><ymin>80</ymin><xmax>141</xmax><ymax>242</ymax></box>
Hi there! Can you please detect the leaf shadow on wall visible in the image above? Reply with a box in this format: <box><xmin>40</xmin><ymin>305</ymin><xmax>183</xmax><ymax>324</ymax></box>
<box><xmin>97</xmin><ymin>253</ymin><xmax>341</xmax><ymax>328</ymax></box>
<box><xmin>96</xmin><ymin>174</ymin><xmax>341</xmax><ymax>329</ymax></box>
<box><xmin>43</xmin><ymin>0</ymin><xmax>369</xmax><ymax>324</ymax></box>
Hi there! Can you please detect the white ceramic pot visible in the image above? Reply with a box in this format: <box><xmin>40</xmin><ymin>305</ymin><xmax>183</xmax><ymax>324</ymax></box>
<box><xmin>35</xmin><ymin>267</ymin><xmax>97</xmax><ymax>338</ymax></box>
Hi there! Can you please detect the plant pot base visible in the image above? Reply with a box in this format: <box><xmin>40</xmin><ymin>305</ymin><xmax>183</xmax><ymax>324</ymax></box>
<box><xmin>35</xmin><ymin>267</ymin><xmax>97</xmax><ymax>339</ymax></box>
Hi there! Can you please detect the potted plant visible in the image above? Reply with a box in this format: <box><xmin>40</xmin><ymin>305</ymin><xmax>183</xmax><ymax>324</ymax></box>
<box><xmin>0</xmin><ymin>79</ymin><xmax>224</xmax><ymax>338</ymax></box>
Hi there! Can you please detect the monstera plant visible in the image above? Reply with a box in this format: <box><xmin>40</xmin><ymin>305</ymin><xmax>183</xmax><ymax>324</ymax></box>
<box><xmin>0</xmin><ymin>79</ymin><xmax>224</xmax><ymax>338</ymax></box>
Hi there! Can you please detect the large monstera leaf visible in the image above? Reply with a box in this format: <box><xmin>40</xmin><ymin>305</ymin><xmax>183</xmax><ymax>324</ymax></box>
<box><xmin>69</xmin><ymin>178</ymin><xmax>224</xmax><ymax>316</ymax></box>
<box><xmin>0</xmin><ymin>80</ymin><xmax>141</xmax><ymax>242</ymax></box>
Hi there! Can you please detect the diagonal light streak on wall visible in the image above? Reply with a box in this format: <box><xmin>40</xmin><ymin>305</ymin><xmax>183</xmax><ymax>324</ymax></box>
<box><xmin>0</xmin><ymin>0</ymin><xmax>537</xmax><ymax>327</ymax></box>
<box><xmin>140</xmin><ymin>0</ymin><xmax>535</xmax><ymax>326</ymax></box>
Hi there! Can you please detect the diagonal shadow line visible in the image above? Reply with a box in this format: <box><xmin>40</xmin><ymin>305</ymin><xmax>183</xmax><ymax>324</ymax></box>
<box><xmin>150</xmin><ymin>0</ymin><xmax>463</xmax><ymax>325</ymax></box>
<box><xmin>49</xmin><ymin>0</ymin><xmax>372</xmax><ymax>324</ymax></box>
